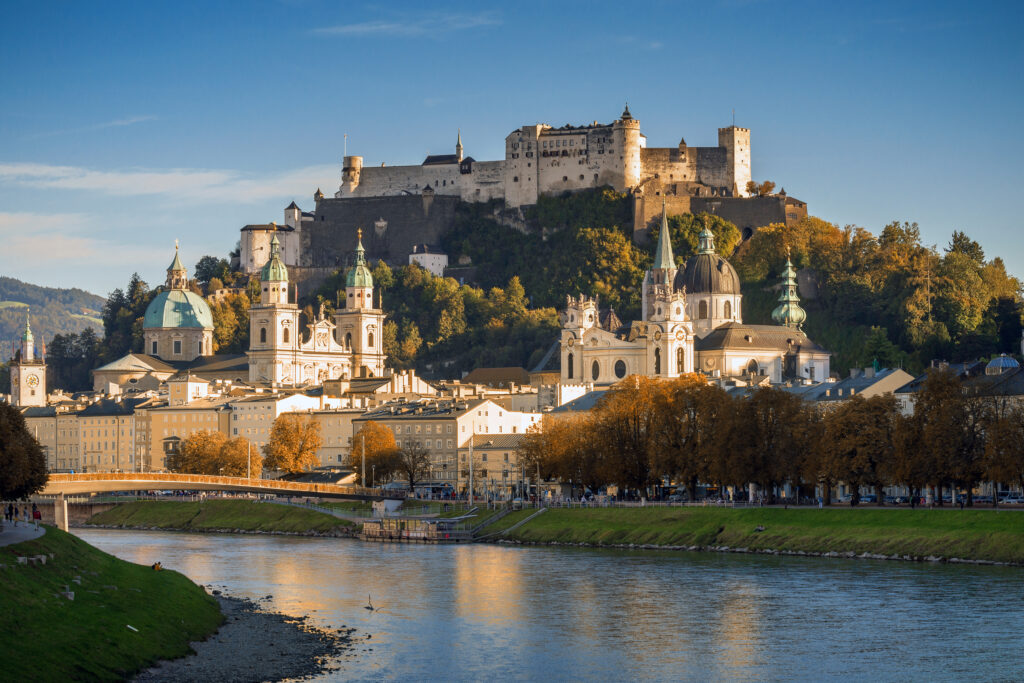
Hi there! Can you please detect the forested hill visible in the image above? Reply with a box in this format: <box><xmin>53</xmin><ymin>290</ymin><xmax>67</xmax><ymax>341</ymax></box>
<box><xmin>0</xmin><ymin>277</ymin><xmax>104</xmax><ymax>356</ymax></box>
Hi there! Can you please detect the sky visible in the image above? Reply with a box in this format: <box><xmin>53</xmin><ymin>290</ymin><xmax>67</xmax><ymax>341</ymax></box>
<box><xmin>1</xmin><ymin>0</ymin><xmax>1022</xmax><ymax>296</ymax></box>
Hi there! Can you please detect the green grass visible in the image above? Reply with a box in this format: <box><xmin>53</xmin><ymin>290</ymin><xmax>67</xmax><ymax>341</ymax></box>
<box><xmin>85</xmin><ymin>500</ymin><xmax>354</xmax><ymax>533</ymax></box>
<box><xmin>478</xmin><ymin>508</ymin><xmax>538</xmax><ymax>535</ymax></box>
<box><xmin>321</xmin><ymin>500</ymin><xmax>373</xmax><ymax>513</ymax></box>
<box><xmin>0</xmin><ymin>300</ymin><xmax>29</xmax><ymax>309</ymax></box>
<box><xmin>500</xmin><ymin>507</ymin><xmax>1024</xmax><ymax>563</ymax></box>
<box><xmin>0</xmin><ymin>526</ymin><xmax>222</xmax><ymax>680</ymax></box>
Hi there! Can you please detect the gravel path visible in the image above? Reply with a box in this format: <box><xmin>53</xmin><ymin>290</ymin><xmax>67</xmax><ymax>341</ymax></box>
<box><xmin>134</xmin><ymin>593</ymin><xmax>358</xmax><ymax>682</ymax></box>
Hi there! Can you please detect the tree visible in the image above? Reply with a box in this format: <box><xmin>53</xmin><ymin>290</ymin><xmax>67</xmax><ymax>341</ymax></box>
<box><xmin>395</xmin><ymin>443</ymin><xmax>431</xmax><ymax>492</ymax></box>
<box><xmin>984</xmin><ymin>404</ymin><xmax>1024</xmax><ymax>504</ymax></box>
<box><xmin>651</xmin><ymin>375</ymin><xmax>726</xmax><ymax>500</ymax></box>
<box><xmin>351</xmin><ymin>421</ymin><xmax>401</xmax><ymax>485</ymax></box>
<box><xmin>820</xmin><ymin>395</ymin><xmax>899</xmax><ymax>505</ymax></box>
<box><xmin>592</xmin><ymin>376</ymin><xmax>662</xmax><ymax>496</ymax></box>
<box><xmin>263</xmin><ymin>414</ymin><xmax>322</xmax><ymax>473</ymax></box>
<box><xmin>176</xmin><ymin>430</ymin><xmax>260</xmax><ymax>477</ymax></box>
<box><xmin>0</xmin><ymin>403</ymin><xmax>48</xmax><ymax>499</ymax></box>
<box><xmin>194</xmin><ymin>256</ymin><xmax>230</xmax><ymax>286</ymax></box>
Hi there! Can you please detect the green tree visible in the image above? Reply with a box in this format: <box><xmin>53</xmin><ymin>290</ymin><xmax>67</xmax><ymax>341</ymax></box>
<box><xmin>194</xmin><ymin>256</ymin><xmax>231</xmax><ymax>286</ymax></box>
<box><xmin>0</xmin><ymin>403</ymin><xmax>48</xmax><ymax>499</ymax></box>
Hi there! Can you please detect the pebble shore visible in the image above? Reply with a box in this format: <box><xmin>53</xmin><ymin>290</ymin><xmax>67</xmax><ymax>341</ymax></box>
<box><xmin>134</xmin><ymin>593</ymin><xmax>358</xmax><ymax>682</ymax></box>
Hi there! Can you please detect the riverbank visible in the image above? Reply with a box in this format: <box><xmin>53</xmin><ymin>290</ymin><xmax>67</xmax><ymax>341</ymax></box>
<box><xmin>135</xmin><ymin>594</ymin><xmax>357</xmax><ymax>682</ymax></box>
<box><xmin>488</xmin><ymin>507</ymin><xmax>1024</xmax><ymax>565</ymax></box>
<box><xmin>0</xmin><ymin>526</ymin><xmax>223</xmax><ymax>680</ymax></box>
<box><xmin>84</xmin><ymin>500</ymin><xmax>356</xmax><ymax>537</ymax></box>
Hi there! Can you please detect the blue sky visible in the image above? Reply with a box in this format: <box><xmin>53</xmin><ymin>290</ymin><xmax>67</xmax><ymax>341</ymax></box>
<box><xmin>1</xmin><ymin>0</ymin><xmax>1021</xmax><ymax>296</ymax></box>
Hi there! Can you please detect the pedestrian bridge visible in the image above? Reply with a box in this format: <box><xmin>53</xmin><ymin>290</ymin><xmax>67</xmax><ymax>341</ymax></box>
<box><xmin>40</xmin><ymin>473</ymin><xmax>404</xmax><ymax>531</ymax></box>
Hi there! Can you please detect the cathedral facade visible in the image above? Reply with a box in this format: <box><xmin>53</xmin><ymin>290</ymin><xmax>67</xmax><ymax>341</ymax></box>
<box><xmin>247</xmin><ymin>231</ymin><xmax>386</xmax><ymax>385</ymax></box>
<box><xmin>560</xmin><ymin>205</ymin><xmax>831</xmax><ymax>386</ymax></box>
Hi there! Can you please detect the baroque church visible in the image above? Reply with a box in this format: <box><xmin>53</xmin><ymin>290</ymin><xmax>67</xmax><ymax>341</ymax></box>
<box><xmin>560</xmin><ymin>203</ymin><xmax>830</xmax><ymax>386</ymax></box>
<box><xmin>92</xmin><ymin>235</ymin><xmax>385</xmax><ymax>392</ymax></box>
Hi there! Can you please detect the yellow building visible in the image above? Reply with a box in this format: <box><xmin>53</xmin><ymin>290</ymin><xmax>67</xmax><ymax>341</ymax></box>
<box><xmin>22</xmin><ymin>407</ymin><xmax>57</xmax><ymax>471</ymax></box>
<box><xmin>77</xmin><ymin>398</ymin><xmax>141</xmax><ymax>472</ymax></box>
<box><xmin>148</xmin><ymin>397</ymin><xmax>233</xmax><ymax>471</ymax></box>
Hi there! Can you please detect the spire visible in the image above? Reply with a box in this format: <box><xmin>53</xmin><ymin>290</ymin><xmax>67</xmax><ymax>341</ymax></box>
<box><xmin>652</xmin><ymin>198</ymin><xmax>675</xmax><ymax>270</ymax></box>
<box><xmin>697</xmin><ymin>219</ymin><xmax>716</xmax><ymax>255</ymax></box>
<box><xmin>346</xmin><ymin>227</ymin><xmax>374</xmax><ymax>289</ymax></box>
<box><xmin>22</xmin><ymin>308</ymin><xmax>32</xmax><ymax>342</ymax></box>
<box><xmin>355</xmin><ymin>228</ymin><xmax>366</xmax><ymax>265</ymax></box>
<box><xmin>260</xmin><ymin>233</ymin><xmax>288</xmax><ymax>282</ymax></box>
<box><xmin>771</xmin><ymin>248</ymin><xmax>807</xmax><ymax>329</ymax></box>
<box><xmin>21</xmin><ymin>307</ymin><xmax>34</xmax><ymax>361</ymax></box>
<box><xmin>456</xmin><ymin>129</ymin><xmax>464</xmax><ymax>162</ymax></box>
<box><xmin>622</xmin><ymin>102</ymin><xmax>632</xmax><ymax>120</ymax></box>
<box><xmin>167</xmin><ymin>242</ymin><xmax>188</xmax><ymax>289</ymax></box>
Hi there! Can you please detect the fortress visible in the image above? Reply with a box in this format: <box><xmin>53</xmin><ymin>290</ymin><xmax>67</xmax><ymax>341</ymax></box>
<box><xmin>240</xmin><ymin>107</ymin><xmax>806</xmax><ymax>291</ymax></box>
<box><xmin>338</xmin><ymin>105</ymin><xmax>752</xmax><ymax>206</ymax></box>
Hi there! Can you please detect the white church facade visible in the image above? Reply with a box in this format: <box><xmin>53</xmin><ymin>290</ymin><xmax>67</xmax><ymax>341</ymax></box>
<box><xmin>560</xmin><ymin>205</ymin><xmax>830</xmax><ymax>386</ymax></box>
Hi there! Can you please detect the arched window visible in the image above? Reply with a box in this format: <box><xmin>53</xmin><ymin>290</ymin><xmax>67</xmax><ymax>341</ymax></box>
<box><xmin>567</xmin><ymin>352</ymin><xmax>574</xmax><ymax>379</ymax></box>
<box><xmin>677</xmin><ymin>347</ymin><xmax>685</xmax><ymax>373</ymax></box>
<box><xmin>283</xmin><ymin>327</ymin><xmax>290</xmax><ymax>343</ymax></box>
<box><xmin>591</xmin><ymin>360</ymin><xmax>600</xmax><ymax>381</ymax></box>
<box><xmin>747</xmin><ymin>359</ymin><xmax>759</xmax><ymax>375</ymax></box>
<box><xmin>699</xmin><ymin>301</ymin><xmax>708</xmax><ymax>320</ymax></box>
<box><xmin>614</xmin><ymin>360</ymin><xmax>627</xmax><ymax>379</ymax></box>
<box><xmin>368</xmin><ymin>332</ymin><xmax>374</xmax><ymax>348</ymax></box>
<box><xmin>345</xmin><ymin>332</ymin><xmax>352</xmax><ymax>349</ymax></box>
<box><xmin>724</xmin><ymin>300</ymin><xmax>732</xmax><ymax>319</ymax></box>
<box><xmin>654</xmin><ymin>348</ymin><xmax>662</xmax><ymax>374</ymax></box>
<box><xmin>260</xmin><ymin>328</ymin><xmax>267</xmax><ymax>344</ymax></box>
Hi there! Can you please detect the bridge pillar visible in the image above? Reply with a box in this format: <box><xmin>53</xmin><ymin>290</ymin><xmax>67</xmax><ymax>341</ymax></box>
<box><xmin>54</xmin><ymin>493</ymin><xmax>68</xmax><ymax>532</ymax></box>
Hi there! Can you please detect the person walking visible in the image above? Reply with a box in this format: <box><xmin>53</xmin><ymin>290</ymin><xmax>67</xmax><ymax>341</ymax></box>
<box><xmin>32</xmin><ymin>503</ymin><xmax>41</xmax><ymax>530</ymax></box>
<box><xmin>12</xmin><ymin>504</ymin><xmax>19</xmax><ymax>527</ymax></box>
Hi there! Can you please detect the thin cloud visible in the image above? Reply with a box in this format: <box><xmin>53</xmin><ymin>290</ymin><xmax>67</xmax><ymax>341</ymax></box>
<box><xmin>27</xmin><ymin>115</ymin><xmax>157</xmax><ymax>140</ymax></box>
<box><xmin>0</xmin><ymin>162</ymin><xmax>338</xmax><ymax>204</ymax></box>
<box><xmin>314</xmin><ymin>12</ymin><xmax>500</xmax><ymax>36</ymax></box>
<box><xmin>0</xmin><ymin>212</ymin><xmax>153</xmax><ymax>270</ymax></box>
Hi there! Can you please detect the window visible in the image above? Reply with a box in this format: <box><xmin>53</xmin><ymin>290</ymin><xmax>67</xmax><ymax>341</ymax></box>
<box><xmin>173</xmin><ymin>340</ymin><xmax>182</xmax><ymax>355</ymax></box>
<box><xmin>482</xmin><ymin>454</ymin><xmax>488</xmax><ymax>462</ymax></box>
<box><xmin>151</xmin><ymin>340</ymin><xmax>158</xmax><ymax>355</ymax></box>
<box><xmin>591</xmin><ymin>360</ymin><xmax>600</xmax><ymax>381</ymax></box>
<box><xmin>345</xmin><ymin>332</ymin><xmax>352</xmax><ymax>349</ymax></box>
<box><xmin>368</xmin><ymin>332</ymin><xmax>374</xmax><ymax>348</ymax></box>
<box><xmin>260</xmin><ymin>328</ymin><xmax>267</xmax><ymax>343</ymax></box>
<box><xmin>614</xmin><ymin>360</ymin><xmax>627</xmax><ymax>378</ymax></box>
<box><xmin>677</xmin><ymin>347</ymin><xmax>685</xmax><ymax>373</ymax></box>
<box><xmin>698</xmin><ymin>301</ymin><xmax>708</xmax><ymax>320</ymax></box>
<box><xmin>283</xmin><ymin>327</ymin><xmax>290</xmax><ymax>343</ymax></box>
<box><xmin>567</xmin><ymin>352</ymin><xmax>574</xmax><ymax>379</ymax></box>
<box><xmin>724</xmin><ymin>301</ymin><xmax>732</xmax><ymax>319</ymax></box>
<box><xmin>655</xmin><ymin>348</ymin><xmax>662</xmax><ymax>374</ymax></box>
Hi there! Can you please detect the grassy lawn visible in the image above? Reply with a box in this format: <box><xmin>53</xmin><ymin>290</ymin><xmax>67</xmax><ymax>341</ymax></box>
<box><xmin>501</xmin><ymin>507</ymin><xmax>1024</xmax><ymax>563</ymax></box>
<box><xmin>86</xmin><ymin>500</ymin><xmax>354</xmax><ymax>533</ymax></box>
<box><xmin>320</xmin><ymin>500</ymin><xmax>374</xmax><ymax>514</ymax></box>
<box><xmin>477</xmin><ymin>508</ymin><xmax>538</xmax><ymax>535</ymax></box>
<box><xmin>0</xmin><ymin>527</ymin><xmax>222</xmax><ymax>680</ymax></box>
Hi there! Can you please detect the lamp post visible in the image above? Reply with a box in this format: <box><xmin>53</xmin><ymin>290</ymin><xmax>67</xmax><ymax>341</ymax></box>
<box><xmin>361</xmin><ymin>433</ymin><xmax>366</xmax><ymax>488</ymax></box>
<box><xmin>372</xmin><ymin>464</ymin><xmax>376</xmax><ymax>489</ymax></box>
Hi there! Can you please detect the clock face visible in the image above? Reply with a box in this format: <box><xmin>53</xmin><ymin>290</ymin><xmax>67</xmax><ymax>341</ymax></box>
<box><xmin>653</xmin><ymin>330</ymin><xmax>662</xmax><ymax>341</ymax></box>
<box><xmin>567</xmin><ymin>337</ymin><xmax>575</xmax><ymax>348</ymax></box>
<box><xmin>26</xmin><ymin>375</ymin><xmax>39</xmax><ymax>387</ymax></box>
<box><xmin>675</xmin><ymin>330</ymin><xmax>685</xmax><ymax>341</ymax></box>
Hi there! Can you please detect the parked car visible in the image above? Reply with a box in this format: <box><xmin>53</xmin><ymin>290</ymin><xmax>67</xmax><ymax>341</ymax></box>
<box><xmin>860</xmin><ymin>494</ymin><xmax>878</xmax><ymax>504</ymax></box>
<box><xmin>1002</xmin><ymin>494</ymin><xmax>1024</xmax><ymax>505</ymax></box>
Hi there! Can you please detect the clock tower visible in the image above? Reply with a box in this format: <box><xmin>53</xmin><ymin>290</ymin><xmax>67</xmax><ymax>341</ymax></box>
<box><xmin>10</xmin><ymin>310</ymin><xmax>46</xmax><ymax>407</ymax></box>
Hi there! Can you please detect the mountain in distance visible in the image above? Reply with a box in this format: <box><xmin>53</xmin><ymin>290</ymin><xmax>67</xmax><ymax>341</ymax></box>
<box><xmin>0</xmin><ymin>276</ymin><xmax>105</xmax><ymax>357</ymax></box>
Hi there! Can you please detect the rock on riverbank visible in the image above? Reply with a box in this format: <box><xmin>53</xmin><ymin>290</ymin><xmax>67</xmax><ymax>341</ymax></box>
<box><xmin>134</xmin><ymin>594</ymin><xmax>357</xmax><ymax>682</ymax></box>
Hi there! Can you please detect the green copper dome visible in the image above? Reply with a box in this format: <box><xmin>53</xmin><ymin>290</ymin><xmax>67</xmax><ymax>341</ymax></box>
<box><xmin>144</xmin><ymin>290</ymin><xmax>214</xmax><ymax>330</ymax></box>
<box><xmin>771</xmin><ymin>254</ymin><xmax>807</xmax><ymax>329</ymax></box>
<box><xmin>261</xmin><ymin>235</ymin><xmax>289</xmax><ymax>282</ymax></box>
<box><xmin>346</xmin><ymin>230</ymin><xmax>374</xmax><ymax>288</ymax></box>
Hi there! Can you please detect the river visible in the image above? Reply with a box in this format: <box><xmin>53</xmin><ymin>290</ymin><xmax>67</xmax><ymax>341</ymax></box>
<box><xmin>75</xmin><ymin>529</ymin><xmax>1023</xmax><ymax>681</ymax></box>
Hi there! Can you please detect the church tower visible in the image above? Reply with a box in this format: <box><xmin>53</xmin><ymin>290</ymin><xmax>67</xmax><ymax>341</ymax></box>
<box><xmin>247</xmin><ymin>234</ymin><xmax>301</xmax><ymax>385</ymax></box>
<box><xmin>10</xmin><ymin>310</ymin><xmax>46</xmax><ymax>407</ymax></box>
<box><xmin>334</xmin><ymin>230</ymin><xmax>386</xmax><ymax>378</ymax></box>
<box><xmin>641</xmin><ymin>199</ymin><xmax>679</xmax><ymax>321</ymax></box>
<box><xmin>772</xmin><ymin>250</ymin><xmax>807</xmax><ymax>329</ymax></box>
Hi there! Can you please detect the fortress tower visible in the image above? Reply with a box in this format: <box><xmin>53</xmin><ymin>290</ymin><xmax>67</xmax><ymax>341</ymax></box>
<box><xmin>718</xmin><ymin>126</ymin><xmax>751</xmax><ymax>197</ymax></box>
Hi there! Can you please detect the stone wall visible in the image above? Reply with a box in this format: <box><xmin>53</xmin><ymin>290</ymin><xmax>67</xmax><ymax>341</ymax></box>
<box><xmin>632</xmin><ymin>194</ymin><xmax>809</xmax><ymax>242</ymax></box>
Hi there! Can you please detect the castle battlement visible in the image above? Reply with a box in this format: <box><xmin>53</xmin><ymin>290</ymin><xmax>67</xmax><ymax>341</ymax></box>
<box><xmin>336</xmin><ymin>107</ymin><xmax>752</xmax><ymax>208</ymax></box>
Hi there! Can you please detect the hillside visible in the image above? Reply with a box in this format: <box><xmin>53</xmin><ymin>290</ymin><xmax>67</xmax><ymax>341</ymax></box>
<box><xmin>0</xmin><ymin>277</ymin><xmax>104</xmax><ymax>356</ymax></box>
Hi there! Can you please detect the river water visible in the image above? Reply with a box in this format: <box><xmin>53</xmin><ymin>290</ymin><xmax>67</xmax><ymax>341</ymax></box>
<box><xmin>75</xmin><ymin>529</ymin><xmax>1023</xmax><ymax>681</ymax></box>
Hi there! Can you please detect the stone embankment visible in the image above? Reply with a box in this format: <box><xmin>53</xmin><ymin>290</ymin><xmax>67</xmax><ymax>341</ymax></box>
<box><xmin>84</xmin><ymin>523</ymin><xmax>356</xmax><ymax>538</ymax></box>
<box><xmin>494</xmin><ymin>539</ymin><xmax>1020</xmax><ymax>567</ymax></box>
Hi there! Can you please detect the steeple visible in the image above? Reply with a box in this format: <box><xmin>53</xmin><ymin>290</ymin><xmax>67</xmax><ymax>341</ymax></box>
<box><xmin>261</xmin><ymin>234</ymin><xmax>289</xmax><ymax>282</ymax></box>
<box><xmin>166</xmin><ymin>241</ymin><xmax>188</xmax><ymax>289</ymax></box>
<box><xmin>771</xmin><ymin>248</ymin><xmax>807</xmax><ymax>329</ymax></box>
<box><xmin>346</xmin><ymin>228</ymin><xmax>374</xmax><ymax>291</ymax></box>
<box><xmin>652</xmin><ymin>199</ymin><xmax>675</xmax><ymax>271</ymax></box>
<box><xmin>455</xmin><ymin>129</ymin><xmax>464</xmax><ymax>163</ymax></box>
<box><xmin>697</xmin><ymin>220</ymin><xmax>716</xmax><ymax>255</ymax></box>
<box><xmin>621</xmin><ymin>102</ymin><xmax>632</xmax><ymax>120</ymax></box>
<box><xmin>21</xmin><ymin>308</ymin><xmax>34</xmax><ymax>361</ymax></box>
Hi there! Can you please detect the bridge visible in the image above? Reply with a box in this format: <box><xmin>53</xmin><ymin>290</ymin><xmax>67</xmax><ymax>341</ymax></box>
<box><xmin>40</xmin><ymin>473</ymin><xmax>405</xmax><ymax>531</ymax></box>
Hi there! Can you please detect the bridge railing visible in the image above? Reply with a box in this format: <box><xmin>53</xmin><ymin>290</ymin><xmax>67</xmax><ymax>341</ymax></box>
<box><xmin>42</xmin><ymin>473</ymin><xmax>404</xmax><ymax>499</ymax></box>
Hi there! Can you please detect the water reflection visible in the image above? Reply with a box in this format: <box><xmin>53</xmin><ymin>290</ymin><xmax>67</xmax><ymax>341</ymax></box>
<box><xmin>76</xmin><ymin>530</ymin><xmax>1024</xmax><ymax>681</ymax></box>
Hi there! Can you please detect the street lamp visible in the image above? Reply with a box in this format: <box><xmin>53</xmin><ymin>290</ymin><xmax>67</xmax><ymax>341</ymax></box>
<box><xmin>372</xmin><ymin>464</ymin><xmax>376</xmax><ymax>489</ymax></box>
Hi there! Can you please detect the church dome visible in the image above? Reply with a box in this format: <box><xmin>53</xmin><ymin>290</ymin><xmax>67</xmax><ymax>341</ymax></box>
<box><xmin>986</xmin><ymin>354</ymin><xmax>1019</xmax><ymax>375</ymax></box>
<box><xmin>346</xmin><ymin>229</ymin><xmax>373</xmax><ymax>288</ymax></box>
<box><xmin>676</xmin><ymin>225</ymin><xmax>741</xmax><ymax>295</ymax></box>
<box><xmin>144</xmin><ymin>290</ymin><xmax>214</xmax><ymax>330</ymax></box>
<box><xmin>678</xmin><ymin>253</ymin><xmax>741</xmax><ymax>295</ymax></box>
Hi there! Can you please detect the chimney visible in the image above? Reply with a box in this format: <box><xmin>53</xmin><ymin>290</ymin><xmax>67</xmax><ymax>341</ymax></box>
<box><xmin>849</xmin><ymin>368</ymin><xmax>859</xmax><ymax>379</ymax></box>
<box><xmin>864</xmin><ymin>367</ymin><xmax>875</xmax><ymax>379</ymax></box>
